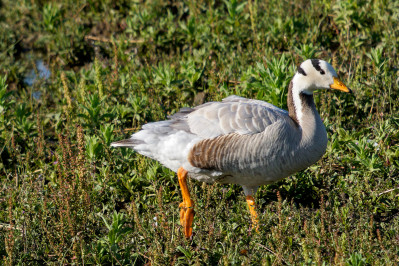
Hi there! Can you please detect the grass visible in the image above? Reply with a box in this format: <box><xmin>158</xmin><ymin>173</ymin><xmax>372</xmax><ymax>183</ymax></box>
<box><xmin>0</xmin><ymin>0</ymin><xmax>398</xmax><ymax>264</ymax></box>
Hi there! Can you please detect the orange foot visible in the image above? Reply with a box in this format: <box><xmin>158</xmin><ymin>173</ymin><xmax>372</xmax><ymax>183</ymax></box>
<box><xmin>246</xmin><ymin>195</ymin><xmax>259</xmax><ymax>232</ymax></box>
<box><xmin>178</xmin><ymin>167</ymin><xmax>195</xmax><ymax>238</ymax></box>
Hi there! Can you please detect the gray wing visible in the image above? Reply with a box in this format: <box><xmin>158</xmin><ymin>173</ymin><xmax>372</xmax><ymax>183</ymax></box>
<box><xmin>170</xmin><ymin>95</ymin><xmax>290</xmax><ymax>139</ymax></box>
<box><xmin>222</xmin><ymin>95</ymin><xmax>286</xmax><ymax>112</ymax></box>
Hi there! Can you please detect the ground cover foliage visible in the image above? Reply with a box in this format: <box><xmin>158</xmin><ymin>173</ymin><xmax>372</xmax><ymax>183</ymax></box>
<box><xmin>0</xmin><ymin>0</ymin><xmax>398</xmax><ymax>264</ymax></box>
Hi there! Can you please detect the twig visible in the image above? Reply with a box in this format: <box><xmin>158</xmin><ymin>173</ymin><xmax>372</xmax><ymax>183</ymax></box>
<box><xmin>378</xmin><ymin>187</ymin><xmax>399</xmax><ymax>197</ymax></box>
<box><xmin>112</xmin><ymin>128</ymin><xmax>139</xmax><ymax>133</ymax></box>
<box><xmin>73</xmin><ymin>4</ymin><xmax>88</xmax><ymax>20</ymax></box>
<box><xmin>84</xmin><ymin>35</ymin><xmax>146</xmax><ymax>44</ymax></box>
<box><xmin>123</xmin><ymin>128</ymin><xmax>139</xmax><ymax>132</ymax></box>
<box><xmin>256</xmin><ymin>243</ymin><xmax>288</xmax><ymax>265</ymax></box>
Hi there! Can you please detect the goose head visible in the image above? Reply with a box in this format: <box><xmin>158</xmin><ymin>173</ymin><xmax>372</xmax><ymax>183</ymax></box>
<box><xmin>293</xmin><ymin>59</ymin><xmax>352</xmax><ymax>94</ymax></box>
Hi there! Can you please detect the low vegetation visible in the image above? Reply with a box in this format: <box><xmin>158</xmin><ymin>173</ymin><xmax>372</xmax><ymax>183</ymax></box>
<box><xmin>0</xmin><ymin>0</ymin><xmax>398</xmax><ymax>264</ymax></box>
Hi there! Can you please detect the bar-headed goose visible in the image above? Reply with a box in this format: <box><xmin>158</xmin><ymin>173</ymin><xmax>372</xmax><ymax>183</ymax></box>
<box><xmin>112</xmin><ymin>59</ymin><xmax>351</xmax><ymax>238</ymax></box>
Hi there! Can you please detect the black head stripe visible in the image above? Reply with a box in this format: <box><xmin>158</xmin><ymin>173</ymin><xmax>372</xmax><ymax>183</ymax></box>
<box><xmin>297</xmin><ymin>66</ymin><xmax>307</xmax><ymax>76</ymax></box>
<box><xmin>311</xmin><ymin>59</ymin><xmax>325</xmax><ymax>75</ymax></box>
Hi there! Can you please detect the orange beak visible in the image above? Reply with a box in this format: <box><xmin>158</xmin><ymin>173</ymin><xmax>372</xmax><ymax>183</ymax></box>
<box><xmin>330</xmin><ymin>77</ymin><xmax>352</xmax><ymax>93</ymax></box>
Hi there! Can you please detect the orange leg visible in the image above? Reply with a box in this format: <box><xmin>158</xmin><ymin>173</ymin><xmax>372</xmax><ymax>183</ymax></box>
<box><xmin>178</xmin><ymin>167</ymin><xmax>195</xmax><ymax>238</ymax></box>
<box><xmin>246</xmin><ymin>195</ymin><xmax>259</xmax><ymax>232</ymax></box>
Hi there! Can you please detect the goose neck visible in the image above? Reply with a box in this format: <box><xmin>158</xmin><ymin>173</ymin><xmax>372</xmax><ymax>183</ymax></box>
<box><xmin>287</xmin><ymin>80</ymin><xmax>318</xmax><ymax>128</ymax></box>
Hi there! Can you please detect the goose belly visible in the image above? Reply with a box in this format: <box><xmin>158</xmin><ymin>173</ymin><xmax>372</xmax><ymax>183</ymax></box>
<box><xmin>198</xmin><ymin>141</ymin><xmax>327</xmax><ymax>187</ymax></box>
<box><xmin>189</xmin><ymin>124</ymin><xmax>328</xmax><ymax>187</ymax></box>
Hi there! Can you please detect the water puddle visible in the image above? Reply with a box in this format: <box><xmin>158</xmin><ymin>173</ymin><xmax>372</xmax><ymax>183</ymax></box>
<box><xmin>24</xmin><ymin>60</ymin><xmax>51</xmax><ymax>86</ymax></box>
<box><xmin>24</xmin><ymin>59</ymin><xmax>51</xmax><ymax>101</ymax></box>
<box><xmin>32</xmin><ymin>91</ymin><xmax>42</xmax><ymax>100</ymax></box>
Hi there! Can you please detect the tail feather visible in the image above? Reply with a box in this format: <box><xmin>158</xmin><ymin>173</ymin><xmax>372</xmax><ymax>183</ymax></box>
<box><xmin>110</xmin><ymin>138</ymin><xmax>143</xmax><ymax>148</ymax></box>
<box><xmin>111</xmin><ymin>119</ymin><xmax>201</xmax><ymax>172</ymax></box>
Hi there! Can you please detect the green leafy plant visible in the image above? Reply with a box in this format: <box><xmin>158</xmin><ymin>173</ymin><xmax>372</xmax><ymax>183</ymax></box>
<box><xmin>100</xmin><ymin>124</ymin><xmax>114</xmax><ymax>146</ymax></box>
<box><xmin>42</xmin><ymin>3</ymin><xmax>62</xmax><ymax>33</ymax></box>
<box><xmin>295</xmin><ymin>43</ymin><xmax>320</xmax><ymax>60</ymax></box>
<box><xmin>127</xmin><ymin>94</ymin><xmax>150</xmax><ymax>126</ymax></box>
<box><xmin>79</xmin><ymin>94</ymin><xmax>113</xmax><ymax>129</ymax></box>
<box><xmin>347</xmin><ymin>137</ymin><xmax>382</xmax><ymax>172</ymax></box>
<box><xmin>224</xmin><ymin>0</ymin><xmax>248</xmax><ymax>28</ymax></box>
<box><xmin>366</xmin><ymin>46</ymin><xmax>385</xmax><ymax>74</ymax></box>
<box><xmin>180</xmin><ymin>61</ymin><xmax>205</xmax><ymax>88</ymax></box>
<box><xmin>179</xmin><ymin>17</ymin><xmax>197</xmax><ymax>44</ymax></box>
<box><xmin>86</xmin><ymin>135</ymin><xmax>103</xmax><ymax>161</ymax></box>
<box><xmin>346</xmin><ymin>252</ymin><xmax>367</xmax><ymax>266</ymax></box>
<box><xmin>0</xmin><ymin>75</ymin><xmax>13</xmax><ymax>128</ymax></box>
<box><xmin>14</xmin><ymin>103</ymin><xmax>35</xmax><ymax>137</ymax></box>
<box><xmin>94</xmin><ymin>212</ymin><xmax>133</xmax><ymax>265</ymax></box>
<box><xmin>0</xmin><ymin>75</ymin><xmax>12</xmax><ymax>113</ymax></box>
<box><xmin>244</xmin><ymin>54</ymin><xmax>294</xmax><ymax>108</ymax></box>
<box><xmin>152</xmin><ymin>63</ymin><xmax>179</xmax><ymax>93</ymax></box>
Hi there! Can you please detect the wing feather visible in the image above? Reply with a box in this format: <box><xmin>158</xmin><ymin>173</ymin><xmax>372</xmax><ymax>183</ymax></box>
<box><xmin>181</xmin><ymin>95</ymin><xmax>290</xmax><ymax>139</ymax></box>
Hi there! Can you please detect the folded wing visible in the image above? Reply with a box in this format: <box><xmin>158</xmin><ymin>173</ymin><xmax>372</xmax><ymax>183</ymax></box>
<box><xmin>170</xmin><ymin>95</ymin><xmax>289</xmax><ymax>139</ymax></box>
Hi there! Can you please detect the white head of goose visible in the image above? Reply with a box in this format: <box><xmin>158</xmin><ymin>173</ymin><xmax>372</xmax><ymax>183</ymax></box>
<box><xmin>111</xmin><ymin>59</ymin><xmax>351</xmax><ymax>238</ymax></box>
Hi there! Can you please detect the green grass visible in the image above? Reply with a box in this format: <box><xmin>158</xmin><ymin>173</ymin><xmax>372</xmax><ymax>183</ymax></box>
<box><xmin>1</xmin><ymin>0</ymin><xmax>398</xmax><ymax>264</ymax></box>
